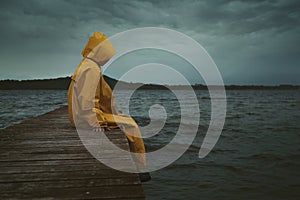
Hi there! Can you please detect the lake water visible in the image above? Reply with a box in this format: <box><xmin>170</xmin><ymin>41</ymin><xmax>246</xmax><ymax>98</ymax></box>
<box><xmin>0</xmin><ymin>89</ymin><xmax>299</xmax><ymax>199</ymax></box>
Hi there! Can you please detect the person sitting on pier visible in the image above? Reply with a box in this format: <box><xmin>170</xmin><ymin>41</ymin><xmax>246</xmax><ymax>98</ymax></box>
<box><xmin>67</xmin><ymin>32</ymin><xmax>150</xmax><ymax>182</ymax></box>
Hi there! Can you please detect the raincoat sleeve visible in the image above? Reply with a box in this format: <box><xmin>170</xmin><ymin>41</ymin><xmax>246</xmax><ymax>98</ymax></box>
<box><xmin>75</xmin><ymin>61</ymin><xmax>106</xmax><ymax>128</ymax></box>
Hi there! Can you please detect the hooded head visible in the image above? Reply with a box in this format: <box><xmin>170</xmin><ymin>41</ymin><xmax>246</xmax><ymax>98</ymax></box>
<box><xmin>82</xmin><ymin>32</ymin><xmax>116</xmax><ymax>66</ymax></box>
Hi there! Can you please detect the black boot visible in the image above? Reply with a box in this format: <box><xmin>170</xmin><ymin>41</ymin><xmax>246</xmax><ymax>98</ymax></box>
<box><xmin>139</xmin><ymin>172</ymin><xmax>151</xmax><ymax>182</ymax></box>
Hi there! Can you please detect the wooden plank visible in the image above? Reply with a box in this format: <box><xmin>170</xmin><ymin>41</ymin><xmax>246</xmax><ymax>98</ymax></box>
<box><xmin>0</xmin><ymin>158</ymin><xmax>132</xmax><ymax>168</ymax></box>
<box><xmin>1</xmin><ymin>185</ymin><xmax>145</xmax><ymax>199</ymax></box>
<box><xmin>0</xmin><ymin>170</ymin><xmax>137</xmax><ymax>183</ymax></box>
<box><xmin>0</xmin><ymin>161</ymin><xmax>134</xmax><ymax>174</ymax></box>
<box><xmin>0</xmin><ymin>106</ymin><xmax>145</xmax><ymax>199</ymax></box>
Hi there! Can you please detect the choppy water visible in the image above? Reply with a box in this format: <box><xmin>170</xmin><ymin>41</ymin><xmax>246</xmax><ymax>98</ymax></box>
<box><xmin>0</xmin><ymin>90</ymin><xmax>67</xmax><ymax>129</ymax></box>
<box><xmin>1</xmin><ymin>89</ymin><xmax>300</xmax><ymax>199</ymax></box>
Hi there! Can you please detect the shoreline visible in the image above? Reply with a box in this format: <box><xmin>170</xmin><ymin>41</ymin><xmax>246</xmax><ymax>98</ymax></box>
<box><xmin>0</xmin><ymin>77</ymin><xmax>299</xmax><ymax>90</ymax></box>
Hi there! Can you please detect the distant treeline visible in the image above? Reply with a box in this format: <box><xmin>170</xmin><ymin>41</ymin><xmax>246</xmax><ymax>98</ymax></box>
<box><xmin>0</xmin><ymin>76</ymin><xmax>124</xmax><ymax>90</ymax></box>
<box><xmin>0</xmin><ymin>76</ymin><xmax>299</xmax><ymax>90</ymax></box>
<box><xmin>0</xmin><ymin>77</ymin><xmax>71</xmax><ymax>90</ymax></box>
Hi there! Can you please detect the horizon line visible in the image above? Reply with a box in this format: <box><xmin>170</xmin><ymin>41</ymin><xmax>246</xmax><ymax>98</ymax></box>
<box><xmin>0</xmin><ymin>76</ymin><xmax>299</xmax><ymax>87</ymax></box>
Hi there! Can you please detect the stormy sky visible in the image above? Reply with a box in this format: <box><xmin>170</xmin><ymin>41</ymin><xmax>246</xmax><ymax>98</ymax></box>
<box><xmin>0</xmin><ymin>0</ymin><xmax>299</xmax><ymax>85</ymax></box>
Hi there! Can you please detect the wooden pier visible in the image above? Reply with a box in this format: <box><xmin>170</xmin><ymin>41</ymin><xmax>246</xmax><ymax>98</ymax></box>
<box><xmin>0</xmin><ymin>106</ymin><xmax>145</xmax><ymax>199</ymax></box>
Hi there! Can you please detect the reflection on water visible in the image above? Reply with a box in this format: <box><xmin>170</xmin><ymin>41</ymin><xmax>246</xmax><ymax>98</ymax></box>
<box><xmin>1</xmin><ymin>89</ymin><xmax>300</xmax><ymax>199</ymax></box>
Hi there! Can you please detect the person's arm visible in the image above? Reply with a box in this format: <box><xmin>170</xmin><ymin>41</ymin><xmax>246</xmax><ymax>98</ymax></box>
<box><xmin>74</xmin><ymin>61</ymin><xmax>106</xmax><ymax>129</ymax></box>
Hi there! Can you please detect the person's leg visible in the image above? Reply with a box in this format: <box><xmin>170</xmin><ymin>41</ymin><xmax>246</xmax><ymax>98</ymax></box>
<box><xmin>124</xmin><ymin>125</ymin><xmax>151</xmax><ymax>182</ymax></box>
<box><xmin>123</xmin><ymin>124</ymin><xmax>146</xmax><ymax>169</ymax></box>
<box><xmin>101</xmin><ymin>114</ymin><xmax>150</xmax><ymax>181</ymax></box>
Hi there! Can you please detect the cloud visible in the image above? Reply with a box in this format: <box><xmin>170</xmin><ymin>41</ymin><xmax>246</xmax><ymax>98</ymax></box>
<box><xmin>0</xmin><ymin>0</ymin><xmax>299</xmax><ymax>84</ymax></box>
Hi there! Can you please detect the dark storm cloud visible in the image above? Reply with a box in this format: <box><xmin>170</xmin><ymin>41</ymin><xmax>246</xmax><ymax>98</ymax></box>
<box><xmin>0</xmin><ymin>0</ymin><xmax>299</xmax><ymax>84</ymax></box>
<box><xmin>1</xmin><ymin>0</ymin><xmax>299</xmax><ymax>39</ymax></box>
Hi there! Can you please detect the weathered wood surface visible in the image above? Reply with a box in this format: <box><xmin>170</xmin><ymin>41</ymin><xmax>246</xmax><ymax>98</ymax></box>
<box><xmin>0</xmin><ymin>106</ymin><xmax>145</xmax><ymax>199</ymax></box>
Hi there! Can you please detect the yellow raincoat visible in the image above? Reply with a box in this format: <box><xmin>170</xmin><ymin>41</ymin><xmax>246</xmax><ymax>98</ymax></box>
<box><xmin>68</xmin><ymin>32</ymin><xmax>146</xmax><ymax>168</ymax></box>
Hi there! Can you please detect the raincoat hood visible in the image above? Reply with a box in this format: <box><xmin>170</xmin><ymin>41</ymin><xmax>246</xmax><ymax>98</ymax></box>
<box><xmin>82</xmin><ymin>32</ymin><xmax>116</xmax><ymax>66</ymax></box>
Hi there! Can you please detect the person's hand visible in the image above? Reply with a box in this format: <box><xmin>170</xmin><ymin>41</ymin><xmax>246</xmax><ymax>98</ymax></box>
<box><xmin>93</xmin><ymin>127</ymin><xmax>105</xmax><ymax>132</ymax></box>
